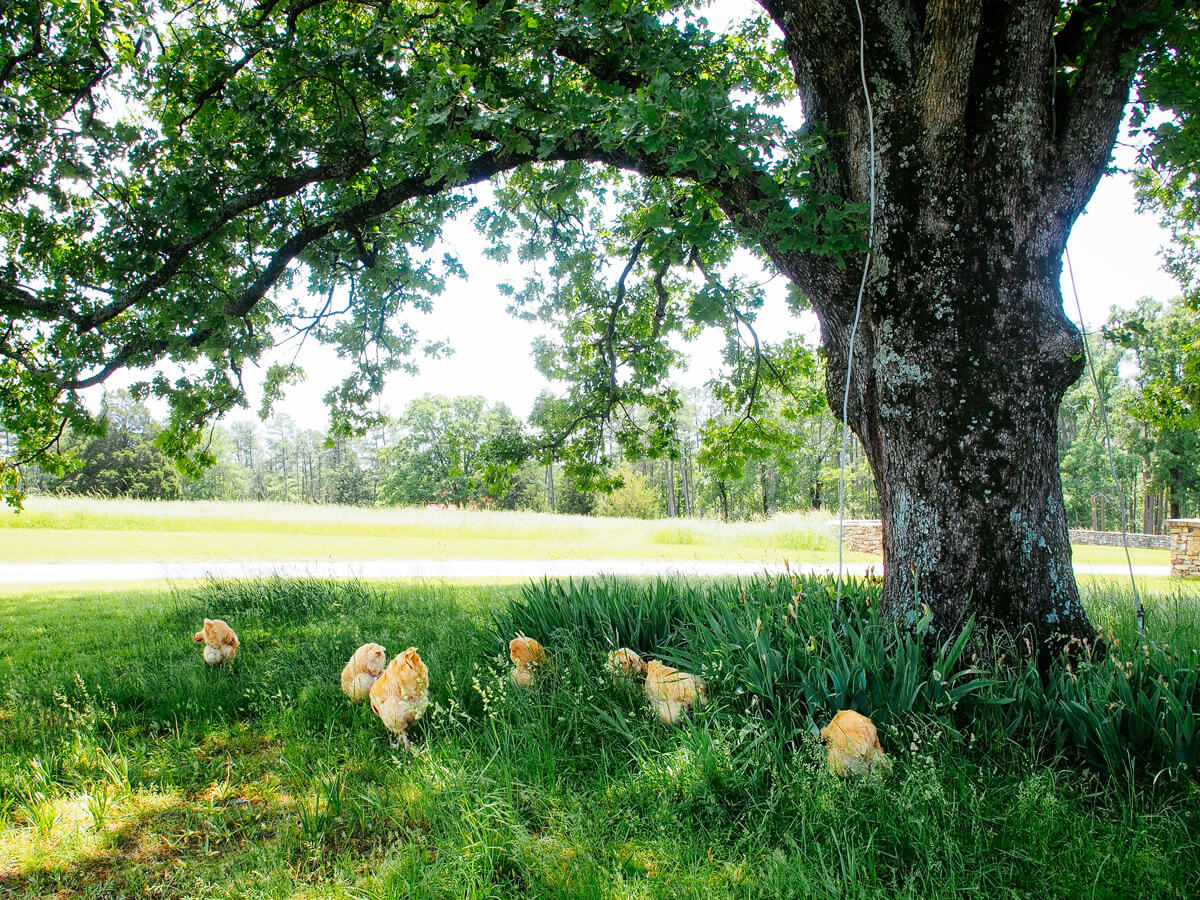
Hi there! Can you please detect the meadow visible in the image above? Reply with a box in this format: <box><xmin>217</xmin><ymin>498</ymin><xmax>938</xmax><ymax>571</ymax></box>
<box><xmin>1</xmin><ymin>574</ymin><xmax>1197</xmax><ymax>899</ymax></box>
<box><xmin>0</xmin><ymin>497</ymin><xmax>854</xmax><ymax>565</ymax></box>
<box><xmin>0</xmin><ymin>496</ymin><xmax>1170</xmax><ymax>571</ymax></box>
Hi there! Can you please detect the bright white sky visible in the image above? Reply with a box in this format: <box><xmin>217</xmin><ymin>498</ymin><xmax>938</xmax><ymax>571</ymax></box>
<box><xmin>239</xmin><ymin>164</ymin><xmax>1180</xmax><ymax>433</ymax></box>
<box><xmin>126</xmin><ymin>1</ymin><xmax>1184</xmax><ymax>434</ymax></box>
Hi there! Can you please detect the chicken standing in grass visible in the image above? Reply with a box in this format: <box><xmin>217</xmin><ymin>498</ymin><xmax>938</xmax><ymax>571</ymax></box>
<box><xmin>369</xmin><ymin>648</ymin><xmax>429</xmax><ymax>751</ymax></box>
<box><xmin>509</xmin><ymin>636</ymin><xmax>549</xmax><ymax>687</ymax></box>
<box><xmin>606</xmin><ymin>647</ymin><xmax>648</xmax><ymax>679</ymax></box>
<box><xmin>192</xmin><ymin>618</ymin><xmax>239</xmax><ymax>665</ymax></box>
<box><xmin>821</xmin><ymin>709</ymin><xmax>893</xmax><ymax>777</ymax></box>
<box><xmin>341</xmin><ymin>642</ymin><xmax>387</xmax><ymax>702</ymax></box>
<box><xmin>644</xmin><ymin>660</ymin><xmax>706</xmax><ymax>724</ymax></box>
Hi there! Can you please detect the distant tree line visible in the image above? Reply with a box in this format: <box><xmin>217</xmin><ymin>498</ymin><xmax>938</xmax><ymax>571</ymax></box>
<box><xmin>9</xmin><ymin>301</ymin><xmax>1196</xmax><ymax>529</ymax></box>
<box><xmin>1059</xmin><ymin>297</ymin><xmax>1200</xmax><ymax>533</ymax></box>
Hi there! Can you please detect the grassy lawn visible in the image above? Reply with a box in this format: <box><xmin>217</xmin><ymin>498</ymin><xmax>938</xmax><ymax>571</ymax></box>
<box><xmin>1</xmin><ymin>576</ymin><xmax>1197</xmax><ymax>898</ymax></box>
<box><xmin>0</xmin><ymin>497</ymin><xmax>1175</xmax><ymax>572</ymax></box>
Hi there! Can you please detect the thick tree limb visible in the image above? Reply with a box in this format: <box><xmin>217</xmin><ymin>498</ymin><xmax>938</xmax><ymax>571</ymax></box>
<box><xmin>59</xmin><ymin>137</ymin><xmax>606</xmax><ymax>392</ymax></box>
<box><xmin>916</xmin><ymin>0</ymin><xmax>981</xmax><ymax>165</ymax></box>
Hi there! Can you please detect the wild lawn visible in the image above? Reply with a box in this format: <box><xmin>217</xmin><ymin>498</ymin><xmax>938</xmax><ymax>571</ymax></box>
<box><xmin>0</xmin><ymin>497</ymin><xmax>850</xmax><ymax>565</ymax></box>
<box><xmin>0</xmin><ymin>497</ymin><xmax>1169</xmax><ymax>571</ymax></box>
<box><xmin>1</xmin><ymin>576</ymin><xmax>1197</xmax><ymax>898</ymax></box>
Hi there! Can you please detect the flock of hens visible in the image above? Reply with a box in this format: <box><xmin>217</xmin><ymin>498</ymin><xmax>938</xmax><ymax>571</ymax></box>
<box><xmin>192</xmin><ymin>615</ymin><xmax>891</xmax><ymax>776</ymax></box>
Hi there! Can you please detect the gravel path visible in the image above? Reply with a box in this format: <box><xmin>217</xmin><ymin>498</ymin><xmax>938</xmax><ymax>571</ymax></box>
<box><xmin>0</xmin><ymin>558</ymin><xmax>1171</xmax><ymax>585</ymax></box>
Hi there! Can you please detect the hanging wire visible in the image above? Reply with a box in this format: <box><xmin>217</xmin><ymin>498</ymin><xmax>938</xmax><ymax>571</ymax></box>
<box><xmin>837</xmin><ymin>0</ymin><xmax>876</xmax><ymax>612</ymax></box>
<box><xmin>1064</xmin><ymin>249</ymin><xmax>1146</xmax><ymax>633</ymax></box>
<box><xmin>1051</xmin><ymin>29</ymin><xmax>1142</xmax><ymax>632</ymax></box>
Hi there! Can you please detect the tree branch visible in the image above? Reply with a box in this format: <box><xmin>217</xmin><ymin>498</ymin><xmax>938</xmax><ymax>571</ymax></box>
<box><xmin>1048</xmin><ymin>1</ymin><xmax>1166</xmax><ymax>225</ymax></box>
<box><xmin>916</xmin><ymin>0</ymin><xmax>981</xmax><ymax>165</ymax></box>
<box><xmin>74</xmin><ymin>151</ymin><xmax>376</xmax><ymax>330</ymax></box>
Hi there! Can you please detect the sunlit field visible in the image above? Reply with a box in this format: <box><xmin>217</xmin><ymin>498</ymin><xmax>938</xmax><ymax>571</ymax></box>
<box><xmin>1</xmin><ymin>497</ymin><xmax>854</xmax><ymax>565</ymax></box>
<box><xmin>0</xmin><ymin>497</ymin><xmax>1172</xmax><ymax>573</ymax></box>
<box><xmin>0</xmin><ymin>575</ymin><xmax>1197</xmax><ymax>899</ymax></box>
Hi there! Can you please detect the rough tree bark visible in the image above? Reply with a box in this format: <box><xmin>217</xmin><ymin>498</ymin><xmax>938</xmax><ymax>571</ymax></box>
<box><xmin>752</xmin><ymin>0</ymin><xmax>1163</xmax><ymax>647</ymax></box>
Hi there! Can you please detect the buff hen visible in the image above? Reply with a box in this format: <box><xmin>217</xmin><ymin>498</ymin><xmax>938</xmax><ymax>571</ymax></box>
<box><xmin>509</xmin><ymin>636</ymin><xmax>549</xmax><ymax>687</ymax></box>
<box><xmin>192</xmin><ymin>618</ymin><xmax>239</xmax><ymax>665</ymax></box>
<box><xmin>606</xmin><ymin>647</ymin><xmax>648</xmax><ymax>679</ymax></box>
<box><xmin>341</xmin><ymin>642</ymin><xmax>387</xmax><ymax>702</ymax></box>
<box><xmin>821</xmin><ymin>709</ymin><xmax>892</xmax><ymax>777</ymax></box>
<box><xmin>369</xmin><ymin>647</ymin><xmax>430</xmax><ymax>751</ymax></box>
<box><xmin>644</xmin><ymin>660</ymin><xmax>706</xmax><ymax>724</ymax></box>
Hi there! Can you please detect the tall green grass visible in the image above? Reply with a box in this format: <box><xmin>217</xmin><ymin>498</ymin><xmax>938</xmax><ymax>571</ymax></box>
<box><xmin>1</xmin><ymin>576</ymin><xmax>1197</xmax><ymax>899</ymax></box>
<box><xmin>498</xmin><ymin>576</ymin><xmax>1200</xmax><ymax>779</ymax></box>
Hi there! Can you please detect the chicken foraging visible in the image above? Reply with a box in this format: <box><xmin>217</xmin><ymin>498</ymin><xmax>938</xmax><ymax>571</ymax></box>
<box><xmin>341</xmin><ymin>642</ymin><xmax>387</xmax><ymax>702</ymax></box>
<box><xmin>192</xmin><ymin>618</ymin><xmax>239</xmax><ymax>665</ymax></box>
<box><xmin>606</xmin><ymin>647</ymin><xmax>648</xmax><ymax>679</ymax></box>
<box><xmin>643</xmin><ymin>660</ymin><xmax>706</xmax><ymax>724</ymax></box>
<box><xmin>820</xmin><ymin>709</ymin><xmax>893</xmax><ymax>777</ymax></box>
<box><xmin>509</xmin><ymin>636</ymin><xmax>549</xmax><ymax>687</ymax></box>
<box><xmin>369</xmin><ymin>648</ymin><xmax>430</xmax><ymax>752</ymax></box>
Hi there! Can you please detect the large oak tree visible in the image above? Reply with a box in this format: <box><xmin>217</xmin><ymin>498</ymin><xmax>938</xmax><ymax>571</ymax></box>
<box><xmin>2</xmin><ymin>0</ymin><xmax>1196</xmax><ymax>647</ymax></box>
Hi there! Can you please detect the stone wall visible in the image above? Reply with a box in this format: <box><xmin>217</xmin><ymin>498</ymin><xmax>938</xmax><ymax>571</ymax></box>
<box><xmin>838</xmin><ymin>520</ymin><xmax>883</xmax><ymax>555</ymax></box>
<box><xmin>1067</xmin><ymin>530</ymin><xmax>1170</xmax><ymax>550</ymax></box>
<box><xmin>1167</xmin><ymin>519</ymin><xmax>1200</xmax><ymax>579</ymax></box>
<box><xmin>834</xmin><ymin>521</ymin><xmax>1171</xmax><ymax>558</ymax></box>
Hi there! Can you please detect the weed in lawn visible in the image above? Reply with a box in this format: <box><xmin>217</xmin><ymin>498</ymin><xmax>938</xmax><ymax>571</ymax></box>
<box><xmin>96</xmin><ymin>743</ymin><xmax>132</xmax><ymax>794</ymax></box>
<box><xmin>294</xmin><ymin>768</ymin><xmax>346</xmax><ymax>857</ymax></box>
<box><xmin>16</xmin><ymin>791</ymin><xmax>58</xmax><ymax>838</ymax></box>
<box><xmin>85</xmin><ymin>782</ymin><xmax>112</xmax><ymax>832</ymax></box>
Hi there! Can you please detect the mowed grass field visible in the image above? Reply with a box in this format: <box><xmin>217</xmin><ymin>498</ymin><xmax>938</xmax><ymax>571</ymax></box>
<box><xmin>1</xmin><ymin>576</ymin><xmax>1198</xmax><ymax>899</ymax></box>
<box><xmin>0</xmin><ymin>496</ymin><xmax>1171</xmax><ymax>570</ymax></box>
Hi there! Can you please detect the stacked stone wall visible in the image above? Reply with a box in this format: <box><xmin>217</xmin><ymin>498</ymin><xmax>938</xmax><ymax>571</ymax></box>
<box><xmin>838</xmin><ymin>520</ymin><xmax>883</xmax><ymax>555</ymax></box>
<box><xmin>1167</xmin><ymin>519</ymin><xmax>1200</xmax><ymax>579</ymax></box>
<box><xmin>1067</xmin><ymin>530</ymin><xmax>1169</xmax><ymax>550</ymax></box>
<box><xmin>833</xmin><ymin>521</ymin><xmax>1172</xmax><ymax>558</ymax></box>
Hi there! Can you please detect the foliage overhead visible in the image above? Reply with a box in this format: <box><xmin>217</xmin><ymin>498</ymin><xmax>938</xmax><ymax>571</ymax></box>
<box><xmin>0</xmin><ymin>0</ymin><xmax>848</xmax><ymax>506</ymax></box>
<box><xmin>1</xmin><ymin>0</ymin><xmax>1197</xmax><ymax>514</ymax></box>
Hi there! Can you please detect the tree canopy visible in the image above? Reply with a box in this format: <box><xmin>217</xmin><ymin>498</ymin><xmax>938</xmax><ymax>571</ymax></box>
<box><xmin>2</xmin><ymin>0</ymin><xmax>847</xmax><ymax>504</ymax></box>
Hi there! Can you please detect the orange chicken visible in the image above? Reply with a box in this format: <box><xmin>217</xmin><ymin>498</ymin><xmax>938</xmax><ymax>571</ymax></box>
<box><xmin>369</xmin><ymin>648</ymin><xmax>430</xmax><ymax>751</ymax></box>
<box><xmin>341</xmin><ymin>642</ymin><xmax>387</xmax><ymax>702</ymax></box>
<box><xmin>606</xmin><ymin>647</ymin><xmax>648</xmax><ymax>679</ymax></box>
<box><xmin>192</xmin><ymin>618</ymin><xmax>239</xmax><ymax>665</ymax></box>
<box><xmin>820</xmin><ymin>709</ymin><xmax>893</xmax><ymax>777</ymax></box>
<box><xmin>643</xmin><ymin>660</ymin><xmax>706</xmax><ymax>724</ymax></box>
<box><xmin>509</xmin><ymin>636</ymin><xmax>549</xmax><ymax>687</ymax></box>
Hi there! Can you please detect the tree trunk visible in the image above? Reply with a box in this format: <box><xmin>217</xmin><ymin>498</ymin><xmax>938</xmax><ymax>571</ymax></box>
<box><xmin>741</xmin><ymin>1</ymin><xmax>1156</xmax><ymax>649</ymax></box>
<box><xmin>682</xmin><ymin>447</ymin><xmax>693</xmax><ymax>517</ymax></box>
<box><xmin>666</xmin><ymin>457</ymin><xmax>676</xmax><ymax>517</ymax></box>
<box><xmin>717</xmin><ymin>480</ymin><xmax>730</xmax><ymax>523</ymax></box>
<box><xmin>546</xmin><ymin>463</ymin><xmax>556</xmax><ymax>512</ymax></box>
<box><xmin>831</xmin><ymin>233</ymin><xmax>1093</xmax><ymax>647</ymax></box>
